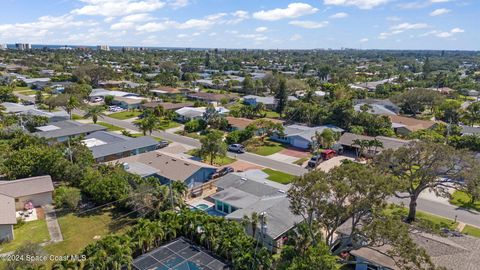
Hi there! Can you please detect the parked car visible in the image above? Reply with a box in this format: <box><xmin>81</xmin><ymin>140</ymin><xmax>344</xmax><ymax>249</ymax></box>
<box><xmin>92</xmin><ymin>97</ymin><xmax>103</xmax><ymax>103</ymax></box>
<box><xmin>307</xmin><ymin>155</ymin><xmax>322</xmax><ymax>168</ymax></box>
<box><xmin>228</xmin><ymin>144</ymin><xmax>245</xmax><ymax>153</ymax></box>
<box><xmin>212</xmin><ymin>166</ymin><xmax>234</xmax><ymax>179</ymax></box>
<box><xmin>157</xmin><ymin>140</ymin><xmax>169</xmax><ymax>149</ymax></box>
<box><xmin>320</xmin><ymin>149</ymin><xmax>336</xmax><ymax>160</ymax></box>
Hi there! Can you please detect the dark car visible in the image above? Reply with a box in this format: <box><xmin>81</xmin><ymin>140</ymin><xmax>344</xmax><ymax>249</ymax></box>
<box><xmin>307</xmin><ymin>155</ymin><xmax>322</xmax><ymax>168</ymax></box>
<box><xmin>157</xmin><ymin>140</ymin><xmax>169</xmax><ymax>149</ymax></box>
<box><xmin>212</xmin><ymin>166</ymin><xmax>234</xmax><ymax>178</ymax></box>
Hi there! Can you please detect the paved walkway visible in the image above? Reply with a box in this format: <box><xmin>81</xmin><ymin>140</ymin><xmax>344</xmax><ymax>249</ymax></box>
<box><xmin>42</xmin><ymin>204</ymin><xmax>63</xmax><ymax>243</ymax></box>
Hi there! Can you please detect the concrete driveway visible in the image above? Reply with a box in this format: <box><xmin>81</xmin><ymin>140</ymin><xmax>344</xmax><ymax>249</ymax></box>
<box><xmin>316</xmin><ymin>155</ymin><xmax>356</xmax><ymax>172</ymax></box>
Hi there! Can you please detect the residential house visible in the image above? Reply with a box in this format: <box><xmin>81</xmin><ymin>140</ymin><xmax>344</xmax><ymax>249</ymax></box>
<box><xmin>210</xmin><ymin>173</ymin><xmax>303</xmax><ymax>252</ymax></box>
<box><xmin>388</xmin><ymin>115</ymin><xmax>438</xmax><ymax>135</ymax></box>
<box><xmin>0</xmin><ymin>175</ymin><xmax>54</xmax><ymax>241</ymax></box>
<box><xmin>338</xmin><ymin>132</ymin><xmax>410</xmax><ymax>156</ymax></box>
<box><xmin>460</xmin><ymin>125</ymin><xmax>480</xmax><ymax>136</ymax></box>
<box><xmin>339</xmin><ymin>226</ymin><xmax>480</xmax><ymax>270</ymax></box>
<box><xmin>98</xmin><ymin>80</ymin><xmax>141</xmax><ymax>89</ymax></box>
<box><xmin>175</xmin><ymin>106</ymin><xmax>229</xmax><ymax>122</ymax></box>
<box><xmin>226</xmin><ymin>116</ymin><xmax>284</xmax><ymax>131</ymax></box>
<box><xmin>34</xmin><ymin>120</ymin><xmax>107</xmax><ymax>142</ymax></box>
<box><xmin>141</xmin><ymin>101</ymin><xmax>193</xmax><ymax>111</ymax></box>
<box><xmin>112</xmin><ymin>96</ymin><xmax>147</xmax><ymax>109</ymax></box>
<box><xmin>2</xmin><ymin>102</ymin><xmax>69</xmax><ymax>122</ymax></box>
<box><xmin>83</xmin><ymin>131</ymin><xmax>159</xmax><ymax>162</ymax></box>
<box><xmin>113</xmin><ymin>151</ymin><xmax>217</xmax><ymax>188</ymax></box>
<box><xmin>243</xmin><ymin>95</ymin><xmax>298</xmax><ymax>110</ymax></box>
<box><xmin>354</xmin><ymin>99</ymin><xmax>400</xmax><ymax>115</ymax></box>
<box><xmin>149</xmin><ymin>86</ymin><xmax>190</xmax><ymax>96</ymax></box>
<box><xmin>186</xmin><ymin>92</ymin><xmax>238</xmax><ymax>103</ymax></box>
<box><xmin>271</xmin><ymin>124</ymin><xmax>344</xmax><ymax>150</ymax></box>
<box><xmin>20</xmin><ymin>77</ymin><xmax>51</xmax><ymax>89</ymax></box>
<box><xmin>88</xmin><ymin>88</ymin><xmax>140</xmax><ymax>102</ymax></box>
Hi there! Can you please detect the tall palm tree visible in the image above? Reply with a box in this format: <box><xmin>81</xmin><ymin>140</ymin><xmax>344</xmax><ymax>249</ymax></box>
<box><xmin>134</xmin><ymin>114</ymin><xmax>159</xmax><ymax>135</ymax></box>
<box><xmin>64</xmin><ymin>95</ymin><xmax>81</xmax><ymax>119</ymax></box>
<box><xmin>83</xmin><ymin>105</ymin><xmax>106</xmax><ymax>124</ymax></box>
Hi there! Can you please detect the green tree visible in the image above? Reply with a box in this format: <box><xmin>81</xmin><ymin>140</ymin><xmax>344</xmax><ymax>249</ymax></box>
<box><xmin>247</xmin><ymin>119</ymin><xmax>284</xmax><ymax>143</ymax></box>
<box><xmin>374</xmin><ymin>141</ymin><xmax>473</xmax><ymax>222</ymax></box>
<box><xmin>54</xmin><ymin>186</ymin><xmax>81</xmax><ymax>210</ymax></box>
<box><xmin>135</xmin><ymin>112</ymin><xmax>160</xmax><ymax>135</ymax></box>
<box><xmin>463</xmin><ymin>101</ymin><xmax>480</xmax><ymax>126</ymax></box>
<box><xmin>199</xmin><ymin>129</ymin><xmax>227</xmax><ymax>165</ymax></box>
<box><xmin>83</xmin><ymin>105</ymin><xmax>106</xmax><ymax>124</ymax></box>
<box><xmin>275</xmin><ymin>78</ymin><xmax>288</xmax><ymax>115</ymax></box>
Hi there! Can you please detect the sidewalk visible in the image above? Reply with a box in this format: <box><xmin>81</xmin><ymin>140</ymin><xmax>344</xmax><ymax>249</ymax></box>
<box><xmin>42</xmin><ymin>204</ymin><xmax>63</xmax><ymax>243</ymax></box>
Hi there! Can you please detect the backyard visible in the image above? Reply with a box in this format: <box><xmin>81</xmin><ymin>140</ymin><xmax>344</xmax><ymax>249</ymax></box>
<box><xmin>0</xmin><ymin>219</ymin><xmax>50</xmax><ymax>253</ymax></box>
<box><xmin>44</xmin><ymin>208</ymin><xmax>133</xmax><ymax>256</ymax></box>
<box><xmin>262</xmin><ymin>168</ymin><xmax>296</xmax><ymax>184</ymax></box>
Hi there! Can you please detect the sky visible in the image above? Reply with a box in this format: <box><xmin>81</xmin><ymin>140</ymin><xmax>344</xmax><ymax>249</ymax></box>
<box><xmin>0</xmin><ymin>0</ymin><xmax>478</xmax><ymax>50</ymax></box>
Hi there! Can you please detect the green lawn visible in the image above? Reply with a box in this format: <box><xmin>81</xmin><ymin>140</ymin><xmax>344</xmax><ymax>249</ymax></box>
<box><xmin>108</xmin><ymin>110</ymin><xmax>142</xmax><ymax>120</ymax></box>
<box><xmin>247</xmin><ymin>140</ymin><xmax>286</xmax><ymax>156</ymax></box>
<box><xmin>462</xmin><ymin>225</ymin><xmax>480</xmax><ymax>238</ymax></box>
<box><xmin>294</xmin><ymin>157</ymin><xmax>309</xmax><ymax>166</ymax></box>
<box><xmin>385</xmin><ymin>205</ymin><xmax>458</xmax><ymax>231</ymax></box>
<box><xmin>157</xmin><ymin>120</ymin><xmax>181</xmax><ymax>130</ymax></box>
<box><xmin>17</xmin><ymin>90</ymin><xmax>38</xmax><ymax>96</ymax></box>
<box><xmin>186</xmin><ymin>149</ymin><xmax>236</xmax><ymax>166</ymax></box>
<box><xmin>96</xmin><ymin>121</ymin><xmax>124</xmax><ymax>131</ymax></box>
<box><xmin>0</xmin><ymin>219</ymin><xmax>50</xmax><ymax>253</ymax></box>
<box><xmin>175</xmin><ymin>130</ymin><xmax>203</xmax><ymax>140</ymax></box>
<box><xmin>13</xmin><ymin>86</ymin><xmax>32</xmax><ymax>91</ymax></box>
<box><xmin>72</xmin><ymin>113</ymin><xmax>83</xmax><ymax>120</ymax></box>
<box><xmin>130</xmin><ymin>133</ymin><xmax>166</xmax><ymax>142</ymax></box>
<box><xmin>44</xmin><ymin>209</ymin><xmax>133</xmax><ymax>256</ymax></box>
<box><xmin>262</xmin><ymin>168</ymin><xmax>296</xmax><ymax>184</ymax></box>
<box><xmin>449</xmin><ymin>190</ymin><xmax>480</xmax><ymax>211</ymax></box>
<box><xmin>264</xmin><ymin>111</ymin><xmax>281</xmax><ymax>118</ymax></box>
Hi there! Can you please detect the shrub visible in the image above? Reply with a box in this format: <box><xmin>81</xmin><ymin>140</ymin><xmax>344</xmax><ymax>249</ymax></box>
<box><xmin>184</xmin><ymin>119</ymin><xmax>206</xmax><ymax>133</ymax></box>
<box><xmin>54</xmin><ymin>186</ymin><xmax>82</xmax><ymax>210</ymax></box>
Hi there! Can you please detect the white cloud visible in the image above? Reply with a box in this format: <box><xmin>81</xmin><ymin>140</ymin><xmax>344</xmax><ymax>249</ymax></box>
<box><xmin>324</xmin><ymin>0</ymin><xmax>389</xmax><ymax>9</ymax></box>
<box><xmin>253</xmin><ymin>3</ymin><xmax>318</xmax><ymax>21</ymax></box>
<box><xmin>330</xmin><ymin>12</ymin><xmax>349</xmax><ymax>19</ymax></box>
<box><xmin>430</xmin><ymin>0</ymin><xmax>451</xmax><ymax>3</ymax></box>
<box><xmin>136</xmin><ymin>13</ymin><xmax>226</xmax><ymax>32</ymax></box>
<box><xmin>360</xmin><ymin>38</ymin><xmax>369</xmax><ymax>42</ymax></box>
<box><xmin>419</xmin><ymin>27</ymin><xmax>464</xmax><ymax>38</ymax></box>
<box><xmin>72</xmin><ymin>0</ymin><xmax>165</xmax><ymax>17</ymax></box>
<box><xmin>238</xmin><ymin>33</ymin><xmax>268</xmax><ymax>41</ymax></box>
<box><xmin>0</xmin><ymin>14</ymin><xmax>97</xmax><ymax>41</ymax></box>
<box><xmin>430</xmin><ymin>8</ymin><xmax>450</xmax><ymax>16</ymax></box>
<box><xmin>289</xmin><ymin>20</ymin><xmax>329</xmax><ymax>29</ymax></box>
<box><xmin>168</xmin><ymin>0</ymin><xmax>189</xmax><ymax>8</ymax></box>
<box><xmin>255</xmin><ymin>26</ymin><xmax>268</xmax><ymax>32</ymax></box>
<box><xmin>209</xmin><ymin>32</ymin><xmax>217</xmax><ymax>36</ymax></box>
<box><xmin>290</xmin><ymin>34</ymin><xmax>302</xmax><ymax>41</ymax></box>
<box><xmin>391</xmin><ymin>22</ymin><xmax>428</xmax><ymax>30</ymax></box>
<box><xmin>176</xmin><ymin>33</ymin><xmax>188</xmax><ymax>38</ymax></box>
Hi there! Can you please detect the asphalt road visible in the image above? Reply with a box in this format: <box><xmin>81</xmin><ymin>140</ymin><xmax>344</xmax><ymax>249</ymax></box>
<box><xmin>13</xmin><ymin>92</ymin><xmax>480</xmax><ymax>228</ymax></box>
<box><xmin>74</xmin><ymin>110</ymin><xmax>308</xmax><ymax>176</ymax></box>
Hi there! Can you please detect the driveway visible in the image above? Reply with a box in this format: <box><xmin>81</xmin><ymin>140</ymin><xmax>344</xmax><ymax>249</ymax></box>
<box><xmin>227</xmin><ymin>160</ymin><xmax>264</xmax><ymax>172</ymax></box>
<box><xmin>316</xmin><ymin>155</ymin><xmax>356</xmax><ymax>172</ymax></box>
<box><xmin>42</xmin><ymin>204</ymin><xmax>63</xmax><ymax>243</ymax></box>
<box><xmin>268</xmin><ymin>153</ymin><xmax>299</xmax><ymax>163</ymax></box>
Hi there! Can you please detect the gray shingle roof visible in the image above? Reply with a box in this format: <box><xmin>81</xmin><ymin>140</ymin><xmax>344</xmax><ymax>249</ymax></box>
<box><xmin>338</xmin><ymin>132</ymin><xmax>410</xmax><ymax>151</ymax></box>
<box><xmin>0</xmin><ymin>194</ymin><xmax>16</xmax><ymax>225</ymax></box>
<box><xmin>283</xmin><ymin>124</ymin><xmax>344</xmax><ymax>141</ymax></box>
<box><xmin>0</xmin><ymin>175</ymin><xmax>54</xmax><ymax>198</ymax></box>
<box><xmin>34</xmin><ymin>120</ymin><xmax>107</xmax><ymax>139</ymax></box>
<box><xmin>88</xmin><ymin>135</ymin><xmax>159</xmax><ymax>159</ymax></box>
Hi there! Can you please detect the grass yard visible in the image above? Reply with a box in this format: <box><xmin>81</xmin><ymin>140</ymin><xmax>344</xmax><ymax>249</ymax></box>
<box><xmin>17</xmin><ymin>90</ymin><xmax>39</xmax><ymax>96</ymax></box>
<box><xmin>45</xmin><ymin>209</ymin><xmax>133</xmax><ymax>256</ymax></box>
<box><xmin>187</xmin><ymin>149</ymin><xmax>236</xmax><ymax>166</ymax></box>
<box><xmin>385</xmin><ymin>205</ymin><xmax>458</xmax><ymax>231</ymax></box>
<box><xmin>462</xmin><ymin>225</ymin><xmax>480</xmax><ymax>238</ymax></box>
<box><xmin>72</xmin><ymin>113</ymin><xmax>83</xmax><ymax>120</ymax></box>
<box><xmin>96</xmin><ymin>121</ymin><xmax>124</xmax><ymax>131</ymax></box>
<box><xmin>0</xmin><ymin>219</ymin><xmax>50</xmax><ymax>253</ymax></box>
<box><xmin>449</xmin><ymin>190</ymin><xmax>480</xmax><ymax>211</ymax></box>
<box><xmin>157</xmin><ymin>120</ymin><xmax>181</xmax><ymax>130</ymax></box>
<box><xmin>175</xmin><ymin>130</ymin><xmax>203</xmax><ymax>140</ymax></box>
<box><xmin>108</xmin><ymin>110</ymin><xmax>142</xmax><ymax>120</ymax></box>
<box><xmin>130</xmin><ymin>133</ymin><xmax>166</xmax><ymax>142</ymax></box>
<box><xmin>264</xmin><ymin>111</ymin><xmax>280</xmax><ymax>118</ymax></box>
<box><xmin>247</xmin><ymin>140</ymin><xmax>286</xmax><ymax>156</ymax></box>
<box><xmin>262</xmin><ymin>168</ymin><xmax>296</xmax><ymax>184</ymax></box>
<box><xmin>294</xmin><ymin>157</ymin><xmax>309</xmax><ymax>166</ymax></box>
<box><xmin>13</xmin><ymin>86</ymin><xmax>32</xmax><ymax>91</ymax></box>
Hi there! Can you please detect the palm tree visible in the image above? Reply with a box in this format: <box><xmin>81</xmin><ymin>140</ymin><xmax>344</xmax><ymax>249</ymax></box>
<box><xmin>464</xmin><ymin>102</ymin><xmax>480</xmax><ymax>126</ymax></box>
<box><xmin>64</xmin><ymin>95</ymin><xmax>81</xmax><ymax>119</ymax></box>
<box><xmin>134</xmin><ymin>114</ymin><xmax>159</xmax><ymax>135</ymax></box>
<box><xmin>83</xmin><ymin>105</ymin><xmax>106</xmax><ymax>124</ymax></box>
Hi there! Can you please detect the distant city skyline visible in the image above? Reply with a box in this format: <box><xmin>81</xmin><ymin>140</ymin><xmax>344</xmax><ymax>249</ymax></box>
<box><xmin>0</xmin><ymin>0</ymin><xmax>478</xmax><ymax>50</ymax></box>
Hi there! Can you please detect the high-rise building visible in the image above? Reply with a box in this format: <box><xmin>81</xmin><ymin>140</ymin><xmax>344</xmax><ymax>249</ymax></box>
<box><xmin>0</xmin><ymin>44</ymin><xmax>7</xmax><ymax>50</ymax></box>
<box><xmin>15</xmin><ymin>43</ymin><xmax>31</xmax><ymax>50</ymax></box>
<box><xmin>97</xmin><ymin>45</ymin><xmax>110</xmax><ymax>51</ymax></box>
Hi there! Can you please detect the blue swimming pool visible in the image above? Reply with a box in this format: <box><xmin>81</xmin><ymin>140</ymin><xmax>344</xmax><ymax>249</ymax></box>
<box><xmin>191</xmin><ymin>204</ymin><xmax>226</xmax><ymax>217</ymax></box>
